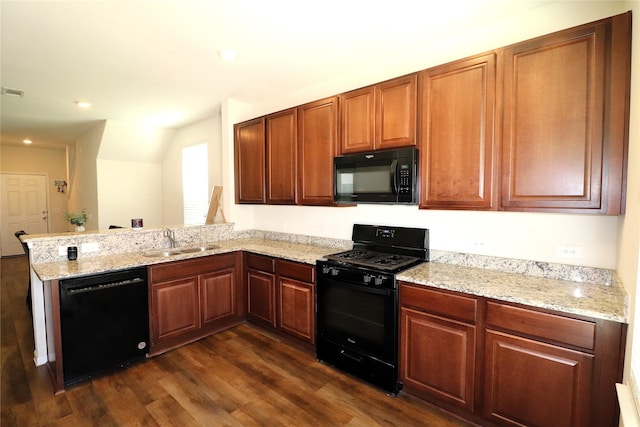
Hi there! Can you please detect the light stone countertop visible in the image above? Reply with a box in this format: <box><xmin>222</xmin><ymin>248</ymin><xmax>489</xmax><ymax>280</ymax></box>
<box><xmin>398</xmin><ymin>262</ymin><xmax>627</xmax><ymax>323</ymax></box>
<box><xmin>30</xmin><ymin>236</ymin><xmax>627</xmax><ymax>324</ymax></box>
<box><xmin>30</xmin><ymin>238</ymin><xmax>344</xmax><ymax>282</ymax></box>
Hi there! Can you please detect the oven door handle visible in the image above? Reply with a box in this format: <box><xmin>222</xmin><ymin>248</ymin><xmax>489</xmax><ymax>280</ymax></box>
<box><xmin>340</xmin><ymin>349</ymin><xmax>363</xmax><ymax>363</ymax></box>
<box><xmin>318</xmin><ymin>278</ymin><xmax>393</xmax><ymax>296</ymax></box>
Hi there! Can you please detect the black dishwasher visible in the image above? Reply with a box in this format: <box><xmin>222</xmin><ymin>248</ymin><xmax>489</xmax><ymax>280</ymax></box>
<box><xmin>59</xmin><ymin>267</ymin><xmax>149</xmax><ymax>387</ymax></box>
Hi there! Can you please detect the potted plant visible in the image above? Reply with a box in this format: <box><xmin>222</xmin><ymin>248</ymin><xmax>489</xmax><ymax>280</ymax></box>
<box><xmin>64</xmin><ymin>209</ymin><xmax>91</xmax><ymax>232</ymax></box>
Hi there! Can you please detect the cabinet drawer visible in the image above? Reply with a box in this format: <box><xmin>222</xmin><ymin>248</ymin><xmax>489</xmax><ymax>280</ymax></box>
<box><xmin>486</xmin><ymin>301</ymin><xmax>596</xmax><ymax>351</ymax></box>
<box><xmin>246</xmin><ymin>253</ymin><xmax>275</xmax><ymax>273</ymax></box>
<box><xmin>277</xmin><ymin>259</ymin><xmax>314</xmax><ymax>283</ymax></box>
<box><xmin>400</xmin><ymin>283</ymin><xmax>477</xmax><ymax>324</ymax></box>
<box><xmin>149</xmin><ymin>253</ymin><xmax>237</xmax><ymax>283</ymax></box>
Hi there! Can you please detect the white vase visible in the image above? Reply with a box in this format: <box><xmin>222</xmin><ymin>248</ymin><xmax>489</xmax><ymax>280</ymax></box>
<box><xmin>75</xmin><ymin>225</ymin><xmax>85</xmax><ymax>232</ymax></box>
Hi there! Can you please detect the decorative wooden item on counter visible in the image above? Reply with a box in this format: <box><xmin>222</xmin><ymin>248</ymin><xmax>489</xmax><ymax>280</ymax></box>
<box><xmin>205</xmin><ymin>186</ymin><xmax>226</xmax><ymax>224</ymax></box>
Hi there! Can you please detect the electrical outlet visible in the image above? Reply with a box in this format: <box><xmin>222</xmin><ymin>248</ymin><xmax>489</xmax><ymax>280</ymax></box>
<box><xmin>470</xmin><ymin>240</ymin><xmax>490</xmax><ymax>250</ymax></box>
<box><xmin>556</xmin><ymin>245</ymin><xmax>584</xmax><ymax>258</ymax></box>
<box><xmin>81</xmin><ymin>242</ymin><xmax>99</xmax><ymax>253</ymax></box>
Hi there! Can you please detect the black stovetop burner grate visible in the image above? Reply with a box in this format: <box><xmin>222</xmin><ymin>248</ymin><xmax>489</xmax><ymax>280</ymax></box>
<box><xmin>325</xmin><ymin>249</ymin><xmax>420</xmax><ymax>271</ymax></box>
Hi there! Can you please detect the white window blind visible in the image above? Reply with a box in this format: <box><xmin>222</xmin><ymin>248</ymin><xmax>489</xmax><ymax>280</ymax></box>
<box><xmin>182</xmin><ymin>143</ymin><xmax>208</xmax><ymax>225</ymax></box>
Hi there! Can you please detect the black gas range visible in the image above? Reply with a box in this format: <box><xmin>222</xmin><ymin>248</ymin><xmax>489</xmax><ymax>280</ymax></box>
<box><xmin>316</xmin><ymin>224</ymin><xmax>429</xmax><ymax>395</ymax></box>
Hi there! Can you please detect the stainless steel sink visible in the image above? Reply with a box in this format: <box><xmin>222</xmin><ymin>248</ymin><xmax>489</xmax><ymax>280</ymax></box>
<box><xmin>141</xmin><ymin>244</ymin><xmax>220</xmax><ymax>257</ymax></box>
<box><xmin>178</xmin><ymin>244</ymin><xmax>220</xmax><ymax>253</ymax></box>
<box><xmin>141</xmin><ymin>249</ymin><xmax>182</xmax><ymax>257</ymax></box>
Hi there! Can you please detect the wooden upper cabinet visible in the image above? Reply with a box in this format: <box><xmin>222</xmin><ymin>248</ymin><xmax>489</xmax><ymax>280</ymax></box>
<box><xmin>297</xmin><ymin>96</ymin><xmax>340</xmax><ymax>205</ymax></box>
<box><xmin>234</xmin><ymin>118</ymin><xmax>266</xmax><ymax>204</ymax></box>
<box><xmin>376</xmin><ymin>74</ymin><xmax>418</xmax><ymax>150</ymax></box>
<box><xmin>341</xmin><ymin>86</ymin><xmax>375</xmax><ymax>153</ymax></box>
<box><xmin>341</xmin><ymin>74</ymin><xmax>417</xmax><ymax>154</ymax></box>
<box><xmin>501</xmin><ymin>13</ymin><xmax>630</xmax><ymax>214</ymax></box>
<box><xmin>266</xmin><ymin>109</ymin><xmax>298</xmax><ymax>204</ymax></box>
<box><xmin>419</xmin><ymin>53</ymin><xmax>498</xmax><ymax>210</ymax></box>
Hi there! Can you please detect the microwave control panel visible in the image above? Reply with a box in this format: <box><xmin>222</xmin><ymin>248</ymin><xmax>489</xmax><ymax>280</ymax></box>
<box><xmin>398</xmin><ymin>164</ymin><xmax>411</xmax><ymax>193</ymax></box>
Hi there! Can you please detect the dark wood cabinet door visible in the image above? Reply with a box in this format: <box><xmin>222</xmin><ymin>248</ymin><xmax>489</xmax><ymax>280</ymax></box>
<box><xmin>484</xmin><ymin>330</ymin><xmax>593</xmax><ymax>427</ymax></box>
<box><xmin>200</xmin><ymin>268</ymin><xmax>236</xmax><ymax>327</ymax></box>
<box><xmin>400</xmin><ymin>307</ymin><xmax>476</xmax><ymax>412</ymax></box>
<box><xmin>247</xmin><ymin>269</ymin><xmax>276</xmax><ymax>327</ymax></box>
<box><xmin>375</xmin><ymin>74</ymin><xmax>417</xmax><ymax>150</ymax></box>
<box><xmin>341</xmin><ymin>75</ymin><xmax>417</xmax><ymax>154</ymax></box>
<box><xmin>340</xmin><ymin>86</ymin><xmax>375</xmax><ymax>153</ymax></box>
<box><xmin>500</xmin><ymin>16</ymin><xmax>630</xmax><ymax>214</ymax></box>
<box><xmin>266</xmin><ymin>109</ymin><xmax>297</xmax><ymax>204</ymax></box>
<box><xmin>297</xmin><ymin>96</ymin><xmax>339</xmax><ymax>205</ymax></box>
<box><xmin>234</xmin><ymin>117</ymin><xmax>266</xmax><ymax>204</ymax></box>
<box><xmin>150</xmin><ymin>277</ymin><xmax>200</xmax><ymax>345</ymax></box>
<box><xmin>419</xmin><ymin>54</ymin><xmax>497</xmax><ymax>209</ymax></box>
<box><xmin>277</xmin><ymin>277</ymin><xmax>314</xmax><ymax>344</ymax></box>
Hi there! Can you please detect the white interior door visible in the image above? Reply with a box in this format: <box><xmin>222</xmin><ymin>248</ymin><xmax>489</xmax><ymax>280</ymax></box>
<box><xmin>1</xmin><ymin>174</ymin><xmax>49</xmax><ymax>256</ymax></box>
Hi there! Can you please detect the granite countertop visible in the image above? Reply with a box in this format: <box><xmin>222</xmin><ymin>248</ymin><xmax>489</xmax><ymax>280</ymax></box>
<box><xmin>398</xmin><ymin>262</ymin><xmax>627</xmax><ymax>323</ymax></box>
<box><xmin>30</xmin><ymin>238</ymin><xmax>340</xmax><ymax>282</ymax></box>
<box><xmin>30</xmin><ymin>237</ymin><xmax>627</xmax><ymax>324</ymax></box>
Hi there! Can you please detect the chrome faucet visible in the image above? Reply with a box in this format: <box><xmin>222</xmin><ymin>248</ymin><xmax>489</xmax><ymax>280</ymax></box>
<box><xmin>164</xmin><ymin>228</ymin><xmax>177</xmax><ymax>248</ymax></box>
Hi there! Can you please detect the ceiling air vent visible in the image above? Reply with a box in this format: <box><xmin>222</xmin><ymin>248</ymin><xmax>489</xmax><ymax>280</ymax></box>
<box><xmin>1</xmin><ymin>87</ymin><xmax>25</xmax><ymax>97</ymax></box>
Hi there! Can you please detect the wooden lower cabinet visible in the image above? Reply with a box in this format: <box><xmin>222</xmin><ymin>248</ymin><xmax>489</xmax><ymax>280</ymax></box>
<box><xmin>245</xmin><ymin>253</ymin><xmax>315</xmax><ymax>345</ymax></box>
<box><xmin>399</xmin><ymin>282</ymin><xmax>625</xmax><ymax>427</ymax></box>
<box><xmin>149</xmin><ymin>252</ymin><xmax>243</xmax><ymax>355</ymax></box>
<box><xmin>152</xmin><ymin>277</ymin><xmax>200</xmax><ymax>344</ymax></box>
<box><xmin>400</xmin><ymin>284</ymin><xmax>478</xmax><ymax>412</ymax></box>
<box><xmin>200</xmin><ymin>269</ymin><xmax>237</xmax><ymax>327</ymax></box>
<box><xmin>484</xmin><ymin>330</ymin><xmax>593</xmax><ymax>427</ymax></box>
<box><xmin>247</xmin><ymin>269</ymin><xmax>276</xmax><ymax>327</ymax></box>
<box><xmin>400</xmin><ymin>307</ymin><xmax>476</xmax><ymax>411</ymax></box>
<box><xmin>277</xmin><ymin>260</ymin><xmax>315</xmax><ymax>345</ymax></box>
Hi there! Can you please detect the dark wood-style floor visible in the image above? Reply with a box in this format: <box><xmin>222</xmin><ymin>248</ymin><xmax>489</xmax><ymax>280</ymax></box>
<box><xmin>1</xmin><ymin>255</ymin><xmax>475</xmax><ymax>426</ymax></box>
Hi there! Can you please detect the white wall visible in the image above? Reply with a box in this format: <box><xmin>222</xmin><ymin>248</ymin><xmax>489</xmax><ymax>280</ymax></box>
<box><xmin>618</xmin><ymin>0</ymin><xmax>640</xmax><ymax>419</ymax></box>
<box><xmin>95</xmin><ymin>120</ymin><xmax>175</xmax><ymax>229</ymax></box>
<box><xmin>96</xmin><ymin>159</ymin><xmax>163</xmax><ymax>229</ymax></box>
<box><xmin>162</xmin><ymin>114</ymin><xmax>223</xmax><ymax>225</ymax></box>
<box><xmin>69</xmin><ymin>121</ymin><xmax>105</xmax><ymax>231</ymax></box>
<box><xmin>99</xmin><ymin>120</ymin><xmax>175</xmax><ymax>163</ymax></box>
<box><xmin>217</xmin><ymin>1</ymin><xmax>631</xmax><ymax>270</ymax></box>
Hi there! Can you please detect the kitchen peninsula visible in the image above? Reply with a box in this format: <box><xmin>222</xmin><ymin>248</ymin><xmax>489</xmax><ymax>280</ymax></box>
<box><xmin>22</xmin><ymin>223</ymin><xmax>628</xmax><ymax>425</ymax></box>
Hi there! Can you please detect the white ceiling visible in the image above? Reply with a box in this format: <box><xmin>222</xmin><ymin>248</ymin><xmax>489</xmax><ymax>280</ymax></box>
<box><xmin>0</xmin><ymin>0</ymin><xmax>554</xmax><ymax>149</ymax></box>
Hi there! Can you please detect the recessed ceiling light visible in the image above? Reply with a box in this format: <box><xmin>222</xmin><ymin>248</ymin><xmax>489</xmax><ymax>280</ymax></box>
<box><xmin>23</xmin><ymin>139</ymin><xmax>33</xmax><ymax>145</ymax></box>
<box><xmin>75</xmin><ymin>101</ymin><xmax>92</xmax><ymax>109</ymax></box>
<box><xmin>218</xmin><ymin>49</ymin><xmax>237</xmax><ymax>61</ymax></box>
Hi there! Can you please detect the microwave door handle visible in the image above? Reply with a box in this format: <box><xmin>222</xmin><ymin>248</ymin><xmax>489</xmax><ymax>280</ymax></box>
<box><xmin>390</xmin><ymin>159</ymin><xmax>399</xmax><ymax>194</ymax></box>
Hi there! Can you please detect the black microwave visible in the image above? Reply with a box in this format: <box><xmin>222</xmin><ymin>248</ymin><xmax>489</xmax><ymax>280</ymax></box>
<box><xmin>334</xmin><ymin>147</ymin><xmax>418</xmax><ymax>204</ymax></box>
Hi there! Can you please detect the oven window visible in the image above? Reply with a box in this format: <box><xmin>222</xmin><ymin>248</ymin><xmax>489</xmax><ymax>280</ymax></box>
<box><xmin>317</xmin><ymin>281</ymin><xmax>396</xmax><ymax>361</ymax></box>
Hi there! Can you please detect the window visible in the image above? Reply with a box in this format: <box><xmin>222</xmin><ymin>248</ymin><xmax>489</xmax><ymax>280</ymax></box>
<box><xmin>182</xmin><ymin>143</ymin><xmax>208</xmax><ymax>225</ymax></box>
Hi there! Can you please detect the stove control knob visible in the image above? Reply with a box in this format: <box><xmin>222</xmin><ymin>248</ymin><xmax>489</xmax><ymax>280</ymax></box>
<box><xmin>363</xmin><ymin>274</ymin><xmax>372</xmax><ymax>283</ymax></box>
<box><xmin>330</xmin><ymin>268</ymin><xmax>339</xmax><ymax>276</ymax></box>
<box><xmin>322</xmin><ymin>266</ymin><xmax>331</xmax><ymax>274</ymax></box>
<box><xmin>374</xmin><ymin>276</ymin><xmax>385</xmax><ymax>286</ymax></box>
